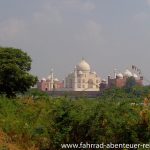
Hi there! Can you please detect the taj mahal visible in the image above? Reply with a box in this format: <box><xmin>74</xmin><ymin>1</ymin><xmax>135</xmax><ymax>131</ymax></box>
<box><xmin>38</xmin><ymin>58</ymin><xmax>101</xmax><ymax>91</ymax></box>
<box><xmin>64</xmin><ymin>58</ymin><xmax>100</xmax><ymax>91</ymax></box>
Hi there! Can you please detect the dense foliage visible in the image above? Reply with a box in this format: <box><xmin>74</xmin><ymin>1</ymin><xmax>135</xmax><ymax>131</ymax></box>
<box><xmin>0</xmin><ymin>47</ymin><xmax>37</xmax><ymax>97</ymax></box>
<box><xmin>0</xmin><ymin>86</ymin><xmax>150</xmax><ymax>149</ymax></box>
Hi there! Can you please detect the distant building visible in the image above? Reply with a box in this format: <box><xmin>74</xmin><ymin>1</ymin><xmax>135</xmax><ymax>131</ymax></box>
<box><xmin>37</xmin><ymin>69</ymin><xmax>64</xmax><ymax>91</ymax></box>
<box><xmin>64</xmin><ymin>58</ymin><xmax>101</xmax><ymax>91</ymax></box>
<box><xmin>100</xmin><ymin>69</ymin><xmax>143</xmax><ymax>91</ymax></box>
<box><xmin>99</xmin><ymin>79</ymin><xmax>107</xmax><ymax>92</ymax></box>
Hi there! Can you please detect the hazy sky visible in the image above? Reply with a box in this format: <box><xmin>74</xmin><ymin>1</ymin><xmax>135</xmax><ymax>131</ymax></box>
<box><xmin>1</xmin><ymin>0</ymin><xmax>150</xmax><ymax>82</ymax></box>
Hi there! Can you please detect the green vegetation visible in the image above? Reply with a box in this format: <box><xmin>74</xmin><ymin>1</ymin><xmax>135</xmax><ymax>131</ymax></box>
<box><xmin>0</xmin><ymin>86</ymin><xmax>150</xmax><ymax>149</ymax></box>
<box><xmin>0</xmin><ymin>47</ymin><xmax>37</xmax><ymax>98</ymax></box>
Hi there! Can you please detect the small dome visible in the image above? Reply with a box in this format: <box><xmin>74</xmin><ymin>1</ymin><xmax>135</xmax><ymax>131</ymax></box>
<box><xmin>124</xmin><ymin>69</ymin><xmax>132</xmax><ymax>77</ymax></box>
<box><xmin>41</xmin><ymin>78</ymin><xmax>46</xmax><ymax>81</ymax></box>
<box><xmin>54</xmin><ymin>78</ymin><xmax>59</xmax><ymax>82</ymax></box>
<box><xmin>78</xmin><ymin>71</ymin><xmax>83</xmax><ymax>75</ymax></box>
<box><xmin>102</xmin><ymin>79</ymin><xmax>106</xmax><ymax>82</ymax></box>
<box><xmin>92</xmin><ymin>71</ymin><xmax>96</xmax><ymax>74</ymax></box>
<box><xmin>133</xmin><ymin>73</ymin><xmax>138</xmax><ymax>79</ymax></box>
<box><xmin>117</xmin><ymin>73</ymin><xmax>123</xmax><ymax>79</ymax></box>
<box><xmin>77</xmin><ymin>59</ymin><xmax>90</xmax><ymax>72</ymax></box>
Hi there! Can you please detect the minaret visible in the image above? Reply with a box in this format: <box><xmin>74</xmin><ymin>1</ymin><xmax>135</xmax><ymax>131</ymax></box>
<box><xmin>74</xmin><ymin>66</ymin><xmax>77</xmax><ymax>91</ymax></box>
<box><xmin>48</xmin><ymin>75</ymin><xmax>51</xmax><ymax>91</ymax></box>
<box><xmin>50</xmin><ymin>68</ymin><xmax>54</xmax><ymax>90</ymax></box>
<box><xmin>48</xmin><ymin>80</ymin><xmax>51</xmax><ymax>91</ymax></box>
<box><xmin>114</xmin><ymin>68</ymin><xmax>117</xmax><ymax>78</ymax></box>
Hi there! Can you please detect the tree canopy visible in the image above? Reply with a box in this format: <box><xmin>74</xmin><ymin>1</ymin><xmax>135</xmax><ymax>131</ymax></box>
<box><xmin>0</xmin><ymin>47</ymin><xmax>37</xmax><ymax>97</ymax></box>
<box><xmin>125</xmin><ymin>76</ymin><xmax>136</xmax><ymax>90</ymax></box>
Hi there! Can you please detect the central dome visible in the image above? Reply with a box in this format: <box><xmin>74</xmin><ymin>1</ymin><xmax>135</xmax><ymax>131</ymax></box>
<box><xmin>77</xmin><ymin>59</ymin><xmax>90</xmax><ymax>72</ymax></box>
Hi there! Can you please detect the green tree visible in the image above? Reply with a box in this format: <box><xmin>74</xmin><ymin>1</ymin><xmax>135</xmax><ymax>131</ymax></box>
<box><xmin>124</xmin><ymin>77</ymin><xmax>136</xmax><ymax>93</ymax></box>
<box><xmin>0</xmin><ymin>47</ymin><xmax>37</xmax><ymax>97</ymax></box>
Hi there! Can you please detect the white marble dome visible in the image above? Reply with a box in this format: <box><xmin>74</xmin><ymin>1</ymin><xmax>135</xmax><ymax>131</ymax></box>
<box><xmin>78</xmin><ymin>71</ymin><xmax>83</xmax><ymax>75</ymax></box>
<box><xmin>54</xmin><ymin>78</ymin><xmax>59</xmax><ymax>82</ymax></box>
<box><xmin>41</xmin><ymin>78</ymin><xmax>46</xmax><ymax>81</ymax></box>
<box><xmin>102</xmin><ymin>79</ymin><xmax>106</xmax><ymax>82</ymax></box>
<box><xmin>133</xmin><ymin>73</ymin><xmax>138</xmax><ymax>79</ymax></box>
<box><xmin>77</xmin><ymin>59</ymin><xmax>90</xmax><ymax>72</ymax></box>
<box><xmin>92</xmin><ymin>71</ymin><xmax>96</xmax><ymax>74</ymax></box>
<box><xmin>124</xmin><ymin>69</ymin><xmax>132</xmax><ymax>77</ymax></box>
<box><xmin>117</xmin><ymin>73</ymin><xmax>123</xmax><ymax>79</ymax></box>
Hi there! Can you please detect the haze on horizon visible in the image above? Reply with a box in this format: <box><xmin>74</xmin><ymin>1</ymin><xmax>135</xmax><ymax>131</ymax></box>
<box><xmin>0</xmin><ymin>0</ymin><xmax>150</xmax><ymax>83</ymax></box>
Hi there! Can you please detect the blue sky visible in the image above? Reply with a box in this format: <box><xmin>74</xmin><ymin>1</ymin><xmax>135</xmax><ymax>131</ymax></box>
<box><xmin>0</xmin><ymin>0</ymin><xmax>150</xmax><ymax>83</ymax></box>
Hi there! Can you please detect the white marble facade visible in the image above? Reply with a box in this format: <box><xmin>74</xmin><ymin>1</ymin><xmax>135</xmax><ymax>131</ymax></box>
<box><xmin>65</xmin><ymin>58</ymin><xmax>101</xmax><ymax>91</ymax></box>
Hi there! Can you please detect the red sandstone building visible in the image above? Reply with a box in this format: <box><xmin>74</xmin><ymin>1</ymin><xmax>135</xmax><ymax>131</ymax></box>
<box><xmin>37</xmin><ymin>70</ymin><xmax>64</xmax><ymax>91</ymax></box>
<box><xmin>100</xmin><ymin>69</ymin><xmax>143</xmax><ymax>91</ymax></box>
